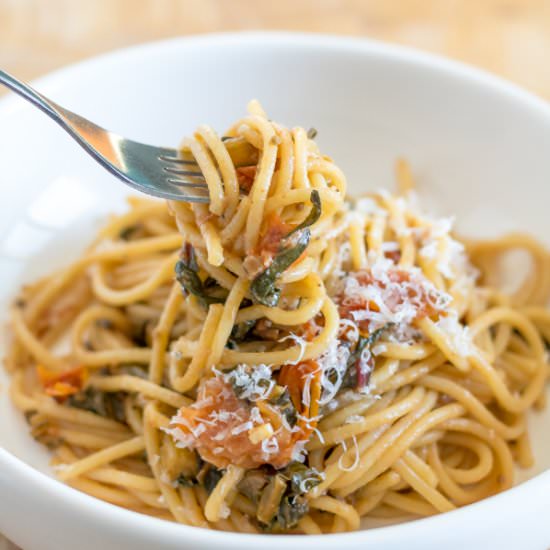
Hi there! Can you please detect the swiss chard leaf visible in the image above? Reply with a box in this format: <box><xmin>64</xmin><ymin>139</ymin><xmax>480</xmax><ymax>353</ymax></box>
<box><xmin>342</xmin><ymin>324</ymin><xmax>393</xmax><ymax>390</ymax></box>
<box><xmin>175</xmin><ymin>472</ymin><xmax>196</xmax><ymax>487</ymax></box>
<box><xmin>238</xmin><ymin>469</ymin><xmax>271</xmax><ymax>504</ymax></box>
<box><xmin>281</xmin><ymin>462</ymin><xmax>323</xmax><ymax>495</ymax></box>
<box><xmin>203</xmin><ymin>467</ymin><xmax>223</xmax><ymax>494</ymax></box>
<box><xmin>250</xmin><ymin>229</ymin><xmax>311</xmax><ymax>307</ymax></box>
<box><xmin>364</xmin><ymin>323</ymin><xmax>393</xmax><ymax>346</ymax></box>
<box><xmin>67</xmin><ymin>387</ymin><xmax>126</xmax><ymax>423</ymax></box>
<box><xmin>118</xmin><ymin>224</ymin><xmax>142</xmax><ymax>241</ymax></box>
<box><xmin>175</xmin><ymin>245</ymin><xmax>226</xmax><ymax>306</ymax></box>
<box><xmin>306</xmin><ymin>127</ymin><xmax>318</xmax><ymax>139</ymax></box>
<box><xmin>229</xmin><ymin>319</ymin><xmax>257</xmax><ymax>343</ymax></box>
<box><xmin>286</xmin><ymin>189</ymin><xmax>322</xmax><ymax>237</ymax></box>
<box><xmin>256</xmin><ymin>462</ymin><xmax>322</xmax><ymax>530</ymax></box>
<box><xmin>271</xmin><ymin>495</ymin><xmax>309</xmax><ymax>531</ymax></box>
<box><xmin>269</xmin><ymin>388</ymin><xmax>298</xmax><ymax>428</ymax></box>
<box><xmin>250</xmin><ymin>190</ymin><xmax>323</xmax><ymax>307</ymax></box>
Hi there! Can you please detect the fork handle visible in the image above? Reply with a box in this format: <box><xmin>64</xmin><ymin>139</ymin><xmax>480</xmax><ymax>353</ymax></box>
<box><xmin>0</xmin><ymin>69</ymin><xmax>61</xmax><ymax>120</ymax></box>
<box><xmin>0</xmin><ymin>68</ymin><xmax>111</xmax><ymax>165</ymax></box>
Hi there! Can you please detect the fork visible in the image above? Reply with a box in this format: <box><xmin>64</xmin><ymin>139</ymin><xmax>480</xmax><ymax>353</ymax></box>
<box><xmin>0</xmin><ymin>69</ymin><xmax>210</xmax><ymax>202</ymax></box>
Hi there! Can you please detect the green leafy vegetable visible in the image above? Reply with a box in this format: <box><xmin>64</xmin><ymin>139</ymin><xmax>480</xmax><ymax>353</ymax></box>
<box><xmin>250</xmin><ymin>229</ymin><xmax>311</xmax><ymax>307</ymax></box>
<box><xmin>67</xmin><ymin>387</ymin><xmax>126</xmax><ymax>423</ymax></box>
<box><xmin>281</xmin><ymin>462</ymin><xmax>323</xmax><ymax>494</ymax></box>
<box><xmin>273</xmin><ymin>495</ymin><xmax>309</xmax><ymax>530</ymax></box>
<box><xmin>287</xmin><ymin>189</ymin><xmax>322</xmax><ymax>237</ymax></box>
<box><xmin>306</xmin><ymin>128</ymin><xmax>318</xmax><ymax>139</ymax></box>
<box><xmin>257</xmin><ymin>474</ymin><xmax>288</xmax><ymax>524</ymax></box>
<box><xmin>230</xmin><ymin>319</ymin><xmax>257</xmax><ymax>342</ymax></box>
<box><xmin>238</xmin><ymin>469</ymin><xmax>270</xmax><ymax>504</ymax></box>
<box><xmin>175</xmin><ymin>473</ymin><xmax>196</xmax><ymax>487</ymax></box>
<box><xmin>250</xmin><ymin>190</ymin><xmax>322</xmax><ymax>307</ymax></box>
<box><xmin>256</xmin><ymin>462</ymin><xmax>322</xmax><ymax>530</ymax></box>
<box><xmin>269</xmin><ymin>387</ymin><xmax>297</xmax><ymax>428</ymax></box>
<box><xmin>175</xmin><ymin>244</ymin><xmax>226</xmax><ymax>306</ymax></box>
<box><xmin>27</xmin><ymin>412</ymin><xmax>63</xmax><ymax>449</ymax></box>
<box><xmin>225</xmin><ymin>364</ymin><xmax>273</xmax><ymax>401</ymax></box>
<box><xmin>227</xmin><ymin>319</ymin><xmax>257</xmax><ymax>348</ymax></box>
<box><xmin>118</xmin><ymin>224</ymin><xmax>142</xmax><ymax>241</ymax></box>
<box><xmin>237</xmin><ymin>461</ymin><xmax>322</xmax><ymax>530</ymax></box>
<box><xmin>363</xmin><ymin>324</ymin><xmax>393</xmax><ymax>348</ymax></box>
<box><xmin>203</xmin><ymin>466</ymin><xmax>223</xmax><ymax>494</ymax></box>
<box><xmin>129</xmin><ymin>318</ymin><xmax>152</xmax><ymax>347</ymax></box>
<box><xmin>342</xmin><ymin>324</ymin><xmax>392</xmax><ymax>390</ymax></box>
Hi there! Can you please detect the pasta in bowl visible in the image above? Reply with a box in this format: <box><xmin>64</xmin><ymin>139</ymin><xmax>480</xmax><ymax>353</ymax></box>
<box><xmin>5</xmin><ymin>100</ymin><xmax>549</xmax><ymax>535</ymax></box>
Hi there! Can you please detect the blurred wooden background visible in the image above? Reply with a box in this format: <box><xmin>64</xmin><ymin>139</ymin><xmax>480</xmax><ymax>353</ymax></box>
<box><xmin>2</xmin><ymin>0</ymin><xmax>550</xmax><ymax>98</ymax></box>
<box><xmin>1</xmin><ymin>0</ymin><xmax>550</xmax><ymax>548</ymax></box>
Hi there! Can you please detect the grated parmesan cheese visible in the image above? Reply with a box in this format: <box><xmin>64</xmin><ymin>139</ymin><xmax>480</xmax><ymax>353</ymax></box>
<box><xmin>291</xmin><ymin>440</ymin><xmax>308</xmax><ymax>463</ymax></box>
<box><xmin>224</xmin><ymin>364</ymin><xmax>275</xmax><ymax>401</ymax></box>
<box><xmin>354</xmin><ymin>196</ymin><xmax>387</xmax><ymax>217</ymax></box>
<box><xmin>231</xmin><ymin>421</ymin><xmax>253</xmax><ymax>435</ymax></box>
<box><xmin>279</xmin><ymin>333</ymin><xmax>307</xmax><ymax>365</ymax></box>
<box><xmin>312</xmin><ymin>427</ymin><xmax>326</xmax><ymax>444</ymax></box>
<box><xmin>316</xmin><ymin>338</ymin><xmax>351</xmax><ymax>406</ymax></box>
<box><xmin>250</xmin><ymin>406</ymin><xmax>264</xmax><ymax>425</ymax></box>
<box><xmin>336</xmin><ymin>255</ymin><xmax>452</xmax><ymax>334</ymax></box>
<box><xmin>219</xmin><ymin>502</ymin><xmax>231</xmax><ymax>519</ymax></box>
<box><xmin>261</xmin><ymin>436</ymin><xmax>280</xmax><ymax>455</ymax></box>
<box><xmin>372</xmin><ymin>343</ymin><xmax>387</xmax><ymax>356</ymax></box>
<box><xmin>162</xmin><ymin>426</ymin><xmax>194</xmax><ymax>449</ymax></box>
<box><xmin>435</xmin><ymin>313</ymin><xmax>474</xmax><ymax>356</ymax></box>
<box><xmin>339</xmin><ymin>318</ymin><xmax>359</xmax><ymax>343</ymax></box>
<box><xmin>190</xmin><ymin>423</ymin><xmax>206</xmax><ymax>438</ymax></box>
<box><xmin>338</xmin><ymin>436</ymin><xmax>360</xmax><ymax>472</ymax></box>
<box><xmin>345</xmin><ymin>415</ymin><xmax>364</xmax><ymax>424</ymax></box>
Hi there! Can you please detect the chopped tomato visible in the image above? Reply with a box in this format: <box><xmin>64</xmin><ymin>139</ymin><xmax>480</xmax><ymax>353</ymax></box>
<box><xmin>384</xmin><ymin>249</ymin><xmax>402</xmax><ymax>263</ymax></box>
<box><xmin>278</xmin><ymin>360</ymin><xmax>322</xmax><ymax>440</ymax></box>
<box><xmin>294</xmin><ymin>318</ymin><xmax>322</xmax><ymax>341</ymax></box>
<box><xmin>258</xmin><ymin>213</ymin><xmax>291</xmax><ymax>258</ymax></box>
<box><xmin>170</xmin><ymin>362</ymin><xmax>322</xmax><ymax>470</ymax></box>
<box><xmin>236</xmin><ymin>165</ymin><xmax>257</xmax><ymax>192</ymax></box>
<box><xmin>243</xmin><ymin>213</ymin><xmax>292</xmax><ymax>276</ymax></box>
<box><xmin>37</xmin><ymin>364</ymin><xmax>87</xmax><ymax>399</ymax></box>
<box><xmin>172</xmin><ymin>377</ymin><xmax>297</xmax><ymax>469</ymax></box>
<box><xmin>278</xmin><ymin>360</ymin><xmax>320</xmax><ymax>416</ymax></box>
<box><xmin>337</xmin><ymin>268</ymin><xmax>444</xmax><ymax>332</ymax></box>
<box><xmin>243</xmin><ymin>212</ymin><xmax>311</xmax><ymax>278</ymax></box>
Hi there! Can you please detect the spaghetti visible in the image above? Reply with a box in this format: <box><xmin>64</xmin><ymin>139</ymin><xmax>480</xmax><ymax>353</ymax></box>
<box><xmin>5</xmin><ymin>101</ymin><xmax>550</xmax><ymax>534</ymax></box>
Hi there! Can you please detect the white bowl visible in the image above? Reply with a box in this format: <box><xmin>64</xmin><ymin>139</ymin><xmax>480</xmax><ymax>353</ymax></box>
<box><xmin>1</xmin><ymin>32</ymin><xmax>549</xmax><ymax>550</ymax></box>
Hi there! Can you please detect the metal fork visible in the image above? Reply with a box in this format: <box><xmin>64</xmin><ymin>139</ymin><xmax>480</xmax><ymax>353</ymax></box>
<box><xmin>0</xmin><ymin>69</ymin><xmax>210</xmax><ymax>202</ymax></box>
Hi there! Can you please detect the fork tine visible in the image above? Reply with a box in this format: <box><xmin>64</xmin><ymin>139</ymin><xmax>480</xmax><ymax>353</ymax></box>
<box><xmin>166</xmin><ymin>178</ymin><xmax>209</xmax><ymax>189</ymax></box>
<box><xmin>163</xmin><ymin>167</ymin><xmax>204</xmax><ymax>177</ymax></box>
<box><xmin>173</xmin><ymin>196</ymin><xmax>210</xmax><ymax>203</ymax></box>
<box><xmin>163</xmin><ymin>188</ymin><xmax>209</xmax><ymax>203</ymax></box>
<box><xmin>159</xmin><ymin>154</ymin><xmax>198</xmax><ymax>165</ymax></box>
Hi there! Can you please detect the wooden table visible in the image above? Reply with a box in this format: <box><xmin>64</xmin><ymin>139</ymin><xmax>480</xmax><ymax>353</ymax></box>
<box><xmin>1</xmin><ymin>0</ymin><xmax>550</xmax><ymax>547</ymax></box>
<box><xmin>2</xmin><ymin>0</ymin><xmax>550</xmax><ymax>98</ymax></box>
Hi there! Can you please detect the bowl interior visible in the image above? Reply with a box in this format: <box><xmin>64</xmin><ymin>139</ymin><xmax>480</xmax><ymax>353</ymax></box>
<box><xmin>1</xmin><ymin>32</ymin><xmax>549</xmax><ymax>503</ymax></box>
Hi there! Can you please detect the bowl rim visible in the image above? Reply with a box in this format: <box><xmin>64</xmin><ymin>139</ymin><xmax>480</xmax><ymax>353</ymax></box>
<box><xmin>1</xmin><ymin>31</ymin><xmax>550</xmax><ymax>547</ymax></box>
